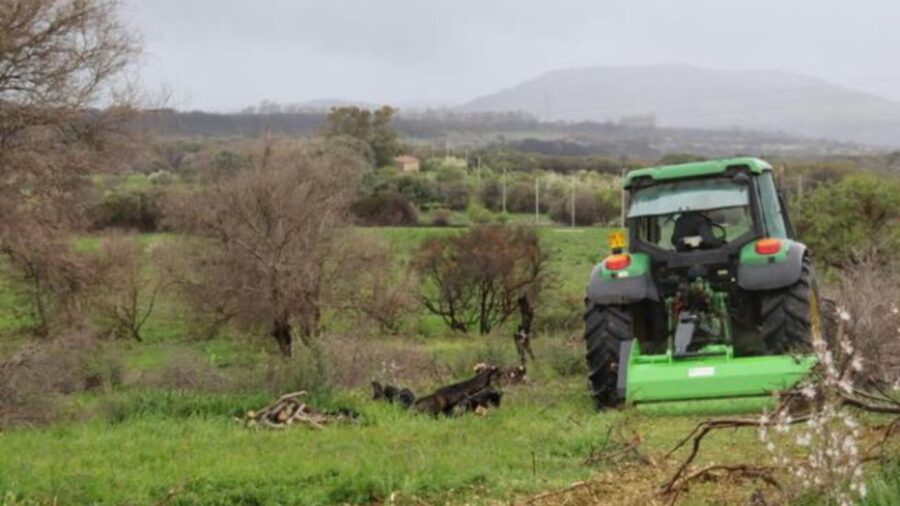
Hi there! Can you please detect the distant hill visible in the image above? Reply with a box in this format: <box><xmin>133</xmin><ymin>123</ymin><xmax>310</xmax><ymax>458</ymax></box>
<box><xmin>459</xmin><ymin>65</ymin><xmax>900</xmax><ymax>147</ymax></box>
<box><xmin>145</xmin><ymin>109</ymin><xmax>868</xmax><ymax>159</ymax></box>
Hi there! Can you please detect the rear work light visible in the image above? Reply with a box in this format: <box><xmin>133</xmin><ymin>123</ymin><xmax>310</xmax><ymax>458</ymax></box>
<box><xmin>755</xmin><ymin>238</ymin><xmax>782</xmax><ymax>255</ymax></box>
<box><xmin>605</xmin><ymin>254</ymin><xmax>631</xmax><ymax>271</ymax></box>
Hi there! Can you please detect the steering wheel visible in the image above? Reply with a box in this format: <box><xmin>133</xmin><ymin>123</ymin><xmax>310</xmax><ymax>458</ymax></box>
<box><xmin>710</xmin><ymin>221</ymin><xmax>727</xmax><ymax>242</ymax></box>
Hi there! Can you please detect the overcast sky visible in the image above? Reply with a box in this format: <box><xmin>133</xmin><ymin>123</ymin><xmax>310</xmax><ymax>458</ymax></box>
<box><xmin>124</xmin><ymin>0</ymin><xmax>900</xmax><ymax>112</ymax></box>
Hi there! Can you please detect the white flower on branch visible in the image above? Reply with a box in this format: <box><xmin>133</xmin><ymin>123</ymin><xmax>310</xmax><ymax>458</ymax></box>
<box><xmin>801</xmin><ymin>383</ymin><xmax>818</xmax><ymax>399</ymax></box>
<box><xmin>840</xmin><ymin>339</ymin><xmax>854</xmax><ymax>355</ymax></box>
<box><xmin>838</xmin><ymin>379</ymin><xmax>854</xmax><ymax>395</ymax></box>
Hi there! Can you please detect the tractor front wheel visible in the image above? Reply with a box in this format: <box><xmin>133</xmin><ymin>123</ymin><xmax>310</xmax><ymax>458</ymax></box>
<box><xmin>584</xmin><ymin>302</ymin><xmax>631</xmax><ymax>408</ymax></box>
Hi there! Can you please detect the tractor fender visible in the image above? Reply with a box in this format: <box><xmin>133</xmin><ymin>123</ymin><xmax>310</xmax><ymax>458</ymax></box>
<box><xmin>737</xmin><ymin>241</ymin><xmax>807</xmax><ymax>291</ymax></box>
<box><xmin>586</xmin><ymin>253</ymin><xmax>659</xmax><ymax>305</ymax></box>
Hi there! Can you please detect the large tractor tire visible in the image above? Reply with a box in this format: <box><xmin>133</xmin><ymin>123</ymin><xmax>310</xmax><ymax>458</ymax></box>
<box><xmin>584</xmin><ymin>302</ymin><xmax>631</xmax><ymax>408</ymax></box>
<box><xmin>759</xmin><ymin>257</ymin><xmax>819</xmax><ymax>354</ymax></box>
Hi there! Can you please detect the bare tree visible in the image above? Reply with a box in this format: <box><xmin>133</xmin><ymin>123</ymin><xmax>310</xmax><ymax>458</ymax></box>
<box><xmin>413</xmin><ymin>225</ymin><xmax>548</xmax><ymax>334</ymax></box>
<box><xmin>167</xmin><ymin>139</ymin><xmax>366</xmax><ymax>356</ymax></box>
<box><xmin>92</xmin><ymin>234</ymin><xmax>168</xmax><ymax>341</ymax></box>
<box><xmin>0</xmin><ymin>0</ymin><xmax>139</xmax><ymax>336</ymax></box>
<box><xmin>0</xmin><ymin>0</ymin><xmax>138</xmax><ymax>217</ymax></box>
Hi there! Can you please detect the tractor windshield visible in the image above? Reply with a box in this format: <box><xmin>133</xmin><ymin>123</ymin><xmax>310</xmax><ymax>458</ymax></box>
<box><xmin>628</xmin><ymin>179</ymin><xmax>748</xmax><ymax>217</ymax></box>
<box><xmin>628</xmin><ymin>179</ymin><xmax>753</xmax><ymax>252</ymax></box>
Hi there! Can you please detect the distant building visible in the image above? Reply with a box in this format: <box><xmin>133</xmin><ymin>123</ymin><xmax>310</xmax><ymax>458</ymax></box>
<box><xmin>394</xmin><ymin>155</ymin><xmax>420</xmax><ymax>172</ymax></box>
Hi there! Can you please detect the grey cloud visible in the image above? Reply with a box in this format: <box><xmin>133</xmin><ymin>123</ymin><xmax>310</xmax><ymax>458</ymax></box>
<box><xmin>125</xmin><ymin>0</ymin><xmax>900</xmax><ymax>111</ymax></box>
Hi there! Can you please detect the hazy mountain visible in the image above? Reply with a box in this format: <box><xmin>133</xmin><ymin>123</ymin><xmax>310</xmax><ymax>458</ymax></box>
<box><xmin>459</xmin><ymin>65</ymin><xmax>900</xmax><ymax>147</ymax></box>
<box><xmin>297</xmin><ymin>98</ymin><xmax>379</xmax><ymax>110</ymax></box>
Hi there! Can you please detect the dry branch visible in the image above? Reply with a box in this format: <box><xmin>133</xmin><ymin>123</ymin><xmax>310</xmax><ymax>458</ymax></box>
<box><xmin>585</xmin><ymin>420</ymin><xmax>651</xmax><ymax>466</ymax></box>
<box><xmin>665</xmin><ymin>464</ymin><xmax>781</xmax><ymax>499</ymax></box>
<box><xmin>661</xmin><ymin>386</ymin><xmax>900</xmax><ymax>497</ymax></box>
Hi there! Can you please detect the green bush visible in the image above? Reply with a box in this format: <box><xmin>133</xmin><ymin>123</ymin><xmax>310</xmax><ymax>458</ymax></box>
<box><xmin>505</xmin><ymin>182</ymin><xmax>536</xmax><ymax>213</ymax></box>
<box><xmin>89</xmin><ymin>188</ymin><xmax>166</xmax><ymax>231</ymax></box>
<box><xmin>393</xmin><ymin>174</ymin><xmax>436</xmax><ymax>206</ymax></box>
<box><xmin>431</xmin><ymin>207</ymin><xmax>453</xmax><ymax>226</ymax></box>
<box><xmin>466</xmin><ymin>203</ymin><xmax>494</xmax><ymax>224</ymax></box>
<box><xmin>795</xmin><ymin>173</ymin><xmax>900</xmax><ymax>268</ymax></box>
<box><xmin>350</xmin><ymin>191</ymin><xmax>418</xmax><ymax>226</ymax></box>
<box><xmin>435</xmin><ymin>181</ymin><xmax>469</xmax><ymax>210</ymax></box>
<box><xmin>549</xmin><ymin>188</ymin><xmax>619</xmax><ymax>226</ymax></box>
<box><xmin>549</xmin><ymin>190</ymin><xmax>594</xmax><ymax>226</ymax></box>
<box><xmin>480</xmin><ymin>179</ymin><xmax>502</xmax><ymax>211</ymax></box>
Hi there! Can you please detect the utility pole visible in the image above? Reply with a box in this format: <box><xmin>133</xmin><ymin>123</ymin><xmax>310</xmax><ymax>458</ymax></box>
<box><xmin>570</xmin><ymin>174</ymin><xmax>576</xmax><ymax>228</ymax></box>
<box><xmin>620</xmin><ymin>166</ymin><xmax>627</xmax><ymax>227</ymax></box>
<box><xmin>502</xmin><ymin>168</ymin><xmax>507</xmax><ymax>214</ymax></box>
<box><xmin>477</xmin><ymin>156</ymin><xmax>482</xmax><ymax>186</ymax></box>
<box><xmin>534</xmin><ymin>177</ymin><xmax>540</xmax><ymax>225</ymax></box>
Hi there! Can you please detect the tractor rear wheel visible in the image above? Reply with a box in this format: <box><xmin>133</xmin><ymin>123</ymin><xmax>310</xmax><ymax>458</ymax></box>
<box><xmin>759</xmin><ymin>256</ymin><xmax>818</xmax><ymax>354</ymax></box>
<box><xmin>584</xmin><ymin>302</ymin><xmax>631</xmax><ymax>408</ymax></box>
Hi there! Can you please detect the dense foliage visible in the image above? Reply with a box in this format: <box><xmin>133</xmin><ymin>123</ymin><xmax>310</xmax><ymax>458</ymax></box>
<box><xmin>795</xmin><ymin>173</ymin><xmax>900</xmax><ymax>268</ymax></box>
<box><xmin>413</xmin><ymin>226</ymin><xmax>547</xmax><ymax>334</ymax></box>
<box><xmin>351</xmin><ymin>191</ymin><xmax>418</xmax><ymax>226</ymax></box>
<box><xmin>320</xmin><ymin>106</ymin><xmax>401</xmax><ymax>166</ymax></box>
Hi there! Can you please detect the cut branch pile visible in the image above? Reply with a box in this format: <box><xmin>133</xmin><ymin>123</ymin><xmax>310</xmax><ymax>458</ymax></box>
<box><xmin>241</xmin><ymin>391</ymin><xmax>357</xmax><ymax>429</ymax></box>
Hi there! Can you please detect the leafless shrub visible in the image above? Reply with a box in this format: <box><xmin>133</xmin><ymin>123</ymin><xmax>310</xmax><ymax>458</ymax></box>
<box><xmin>0</xmin><ymin>0</ymin><xmax>141</xmax><ymax>339</ymax></box>
<box><xmin>413</xmin><ymin>225</ymin><xmax>548</xmax><ymax>334</ymax></box>
<box><xmin>0</xmin><ymin>229</ymin><xmax>97</xmax><ymax>336</ymax></box>
<box><xmin>322</xmin><ymin>334</ymin><xmax>437</xmax><ymax>389</ymax></box>
<box><xmin>327</xmin><ymin>232</ymin><xmax>418</xmax><ymax>334</ymax></box>
<box><xmin>834</xmin><ymin>262</ymin><xmax>900</xmax><ymax>385</ymax></box>
<box><xmin>0</xmin><ymin>331</ymin><xmax>115</xmax><ymax>427</ymax></box>
<box><xmin>133</xmin><ymin>352</ymin><xmax>228</xmax><ymax>392</ymax></box>
<box><xmin>157</xmin><ymin>238</ymin><xmax>234</xmax><ymax>341</ymax></box>
<box><xmin>91</xmin><ymin>234</ymin><xmax>169</xmax><ymax>341</ymax></box>
<box><xmin>166</xmin><ymin>139</ymin><xmax>367</xmax><ymax>356</ymax></box>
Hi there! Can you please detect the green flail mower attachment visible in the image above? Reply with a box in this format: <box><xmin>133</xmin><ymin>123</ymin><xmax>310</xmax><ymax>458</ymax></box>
<box><xmin>617</xmin><ymin>278</ymin><xmax>817</xmax><ymax>415</ymax></box>
<box><xmin>619</xmin><ymin>341</ymin><xmax>817</xmax><ymax>415</ymax></box>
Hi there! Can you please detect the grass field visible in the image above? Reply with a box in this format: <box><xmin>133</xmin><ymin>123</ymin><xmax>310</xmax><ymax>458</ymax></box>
<box><xmin>1</xmin><ymin>225</ymin><xmax>898</xmax><ymax>505</ymax></box>
<box><xmin>1</xmin><ymin>354</ymin><xmax>896</xmax><ymax>505</ymax></box>
<box><xmin>0</xmin><ymin>380</ymin><xmax>757</xmax><ymax>505</ymax></box>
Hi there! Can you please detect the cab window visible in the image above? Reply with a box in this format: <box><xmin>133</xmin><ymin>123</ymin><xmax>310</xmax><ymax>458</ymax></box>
<box><xmin>757</xmin><ymin>173</ymin><xmax>788</xmax><ymax>238</ymax></box>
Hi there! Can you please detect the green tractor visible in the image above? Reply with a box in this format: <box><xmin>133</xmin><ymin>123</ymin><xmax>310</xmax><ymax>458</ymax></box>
<box><xmin>584</xmin><ymin>158</ymin><xmax>822</xmax><ymax>413</ymax></box>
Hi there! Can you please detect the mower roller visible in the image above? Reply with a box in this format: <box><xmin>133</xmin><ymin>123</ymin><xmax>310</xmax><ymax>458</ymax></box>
<box><xmin>584</xmin><ymin>158</ymin><xmax>822</xmax><ymax>414</ymax></box>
